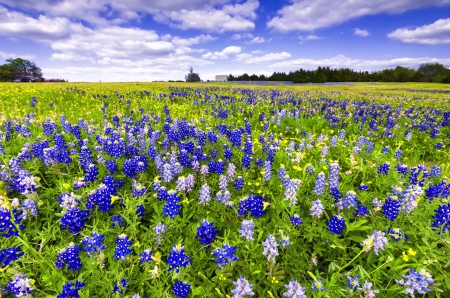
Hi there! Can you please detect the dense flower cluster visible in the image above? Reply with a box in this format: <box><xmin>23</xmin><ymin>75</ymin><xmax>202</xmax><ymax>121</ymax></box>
<box><xmin>196</xmin><ymin>219</ymin><xmax>219</xmax><ymax>246</ymax></box>
<box><xmin>167</xmin><ymin>245</ymin><xmax>192</xmax><ymax>273</ymax></box>
<box><xmin>56</xmin><ymin>243</ymin><xmax>83</xmax><ymax>271</ymax></box>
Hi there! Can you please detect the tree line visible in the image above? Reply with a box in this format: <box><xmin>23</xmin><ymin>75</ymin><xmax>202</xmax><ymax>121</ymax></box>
<box><xmin>227</xmin><ymin>63</ymin><xmax>450</xmax><ymax>83</ymax></box>
<box><xmin>0</xmin><ymin>58</ymin><xmax>46</xmax><ymax>82</ymax></box>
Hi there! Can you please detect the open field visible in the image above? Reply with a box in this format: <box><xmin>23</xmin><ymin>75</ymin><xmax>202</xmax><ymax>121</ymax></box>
<box><xmin>0</xmin><ymin>82</ymin><xmax>449</xmax><ymax>297</ymax></box>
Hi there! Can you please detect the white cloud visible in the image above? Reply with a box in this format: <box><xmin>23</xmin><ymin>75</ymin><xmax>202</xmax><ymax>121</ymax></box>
<box><xmin>249</xmin><ymin>36</ymin><xmax>265</xmax><ymax>43</ymax></box>
<box><xmin>251</xmin><ymin>50</ymin><xmax>263</xmax><ymax>54</ymax></box>
<box><xmin>202</xmin><ymin>46</ymin><xmax>241</xmax><ymax>59</ymax></box>
<box><xmin>231</xmin><ymin>33</ymin><xmax>253</xmax><ymax>39</ymax></box>
<box><xmin>236</xmin><ymin>52</ymin><xmax>291</xmax><ymax>64</ymax></box>
<box><xmin>0</xmin><ymin>6</ymin><xmax>85</xmax><ymax>42</ymax></box>
<box><xmin>354</xmin><ymin>28</ymin><xmax>370</xmax><ymax>37</ymax></box>
<box><xmin>269</xmin><ymin>55</ymin><xmax>450</xmax><ymax>71</ymax></box>
<box><xmin>0</xmin><ymin>51</ymin><xmax>35</xmax><ymax>60</ymax></box>
<box><xmin>171</xmin><ymin>34</ymin><xmax>216</xmax><ymax>47</ymax></box>
<box><xmin>267</xmin><ymin>0</ymin><xmax>450</xmax><ymax>32</ymax></box>
<box><xmin>388</xmin><ymin>18</ymin><xmax>450</xmax><ymax>44</ymax></box>
<box><xmin>299</xmin><ymin>35</ymin><xmax>321</xmax><ymax>42</ymax></box>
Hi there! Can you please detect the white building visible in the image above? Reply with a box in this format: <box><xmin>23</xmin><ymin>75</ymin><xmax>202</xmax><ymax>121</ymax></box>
<box><xmin>215</xmin><ymin>75</ymin><xmax>228</xmax><ymax>82</ymax></box>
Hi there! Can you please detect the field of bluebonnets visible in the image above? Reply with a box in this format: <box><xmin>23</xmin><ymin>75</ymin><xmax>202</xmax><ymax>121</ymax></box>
<box><xmin>0</xmin><ymin>81</ymin><xmax>449</xmax><ymax>298</ymax></box>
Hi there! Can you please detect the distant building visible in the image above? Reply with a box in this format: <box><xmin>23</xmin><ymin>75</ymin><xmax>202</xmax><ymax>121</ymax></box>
<box><xmin>215</xmin><ymin>75</ymin><xmax>228</xmax><ymax>82</ymax></box>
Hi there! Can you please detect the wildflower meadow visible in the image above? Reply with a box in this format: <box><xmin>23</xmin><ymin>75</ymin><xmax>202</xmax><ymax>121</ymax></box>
<box><xmin>0</xmin><ymin>82</ymin><xmax>449</xmax><ymax>297</ymax></box>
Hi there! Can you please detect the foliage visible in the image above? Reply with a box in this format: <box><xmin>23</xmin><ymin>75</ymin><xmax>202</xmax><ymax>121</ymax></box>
<box><xmin>0</xmin><ymin>82</ymin><xmax>449</xmax><ymax>297</ymax></box>
<box><xmin>185</xmin><ymin>67</ymin><xmax>201</xmax><ymax>82</ymax></box>
<box><xmin>0</xmin><ymin>57</ymin><xmax>45</xmax><ymax>81</ymax></box>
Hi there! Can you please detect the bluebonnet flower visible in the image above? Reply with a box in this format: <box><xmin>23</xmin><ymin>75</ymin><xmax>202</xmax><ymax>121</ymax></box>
<box><xmin>310</xmin><ymin>200</ymin><xmax>324</xmax><ymax>218</ymax></box>
<box><xmin>161</xmin><ymin>163</ymin><xmax>173</xmax><ymax>183</ymax></box>
<box><xmin>358</xmin><ymin>183</ymin><xmax>368</xmax><ymax>191</ymax></box>
<box><xmin>140</xmin><ymin>249</ymin><xmax>153</xmax><ymax>264</ymax></box>
<box><xmin>381</xmin><ymin>146</ymin><xmax>390</xmax><ymax>154</ymax></box>
<box><xmin>327</xmin><ymin>214</ymin><xmax>345</xmax><ymax>235</ymax></box>
<box><xmin>284</xmin><ymin>178</ymin><xmax>301</xmax><ymax>206</ymax></box>
<box><xmin>362</xmin><ymin>231</ymin><xmax>389</xmax><ymax>255</ymax></box>
<box><xmin>263</xmin><ymin>161</ymin><xmax>272</xmax><ymax>182</ymax></box>
<box><xmin>234</xmin><ymin>176</ymin><xmax>244</xmax><ymax>191</ymax></box>
<box><xmin>328</xmin><ymin>161</ymin><xmax>340</xmax><ymax>189</ymax></box>
<box><xmin>14</xmin><ymin>171</ymin><xmax>39</xmax><ymax>195</ymax></box>
<box><xmin>396</xmin><ymin>162</ymin><xmax>408</xmax><ymax>175</ymax></box>
<box><xmin>132</xmin><ymin>182</ymin><xmax>147</xmax><ymax>197</ymax></box>
<box><xmin>19</xmin><ymin>199</ymin><xmax>39</xmax><ymax>220</ymax></box>
<box><xmin>400</xmin><ymin>185</ymin><xmax>423</xmax><ymax>215</ymax></box>
<box><xmin>213</xmin><ymin>243</ymin><xmax>239</xmax><ymax>267</ymax></box>
<box><xmin>279</xmin><ymin>234</ymin><xmax>291</xmax><ymax>249</ymax></box>
<box><xmin>4</xmin><ymin>273</ymin><xmax>34</xmax><ymax>297</ymax></box>
<box><xmin>215</xmin><ymin>191</ymin><xmax>232</xmax><ymax>206</ymax></box>
<box><xmin>431</xmin><ymin>202</ymin><xmax>450</xmax><ymax>233</ymax></box>
<box><xmin>84</xmin><ymin>163</ymin><xmax>99</xmax><ymax>183</ymax></box>
<box><xmin>262</xmin><ymin>234</ymin><xmax>279</xmax><ymax>263</ymax></box>
<box><xmin>242</xmin><ymin>155</ymin><xmax>252</xmax><ymax>169</ymax></box>
<box><xmin>56</xmin><ymin>243</ymin><xmax>83</xmax><ymax>271</ymax></box>
<box><xmin>430</xmin><ymin>165</ymin><xmax>442</xmax><ymax>177</ymax></box>
<box><xmin>0</xmin><ymin>247</ymin><xmax>23</xmax><ymax>268</ymax></box>
<box><xmin>58</xmin><ymin>192</ymin><xmax>81</xmax><ymax>210</ymax></box>
<box><xmin>231</xmin><ymin>276</ymin><xmax>254</xmax><ymax>298</ymax></box>
<box><xmin>198</xmin><ymin>183</ymin><xmax>211</xmax><ymax>205</ymax></box>
<box><xmin>172</xmin><ymin>280</ymin><xmax>191</xmax><ymax>298</ymax></box>
<box><xmin>60</xmin><ymin>207</ymin><xmax>90</xmax><ymax>234</ymax></box>
<box><xmin>86</xmin><ymin>183</ymin><xmax>115</xmax><ymax>213</ymax></box>
<box><xmin>345</xmin><ymin>274</ymin><xmax>360</xmax><ymax>292</ymax></box>
<box><xmin>378</xmin><ymin>162</ymin><xmax>390</xmax><ymax>175</ymax></box>
<box><xmin>239</xmin><ymin>220</ymin><xmax>255</xmax><ymax>241</ymax></box>
<box><xmin>81</xmin><ymin>231</ymin><xmax>106</xmax><ymax>256</ymax></box>
<box><xmin>136</xmin><ymin>204</ymin><xmax>145</xmax><ymax>218</ymax></box>
<box><xmin>278</xmin><ymin>166</ymin><xmax>287</xmax><ymax>180</ymax></box>
<box><xmin>394</xmin><ymin>149</ymin><xmax>403</xmax><ymax>159</ymax></box>
<box><xmin>162</xmin><ymin>190</ymin><xmax>181</xmax><ymax>219</ymax></box>
<box><xmin>111</xmin><ymin>215</ymin><xmax>126</xmax><ymax>228</ymax></box>
<box><xmin>382</xmin><ymin>196</ymin><xmax>402</xmax><ymax>221</ymax></box>
<box><xmin>238</xmin><ymin>195</ymin><xmax>267</xmax><ymax>218</ymax></box>
<box><xmin>111</xmin><ymin>278</ymin><xmax>129</xmax><ymax>296</ymax></box>
<box><xmin>435</xmin><ymin>142</ymin><xmax>443</xmax><ymax>150</ymax></box>
<box><xmin>305</xmin><ymin>165</ymin><xmax>315</xmax><ymax>174</ymax></box>
<box><xmin>310</xmin><ymin>278</ymin><xmax>326</xmax><ymax>292</ymax></box>
<box><xmin>395</xmin><ymin>269</ymin><xmax>434</xmax><ymax>298</ymax></box>
<box><xmin>357</xmin><ymin>281</ymin><xmax>379</xmax><ymax>297</ymax></box>
<box><xmin>185</xmin><ymin>174</ymin><xmax>195</xmax><ymax>192</ymax></box>
<box><xmin>290</xmin><ymin>214</ymin><xmax>303</xmax><ymax>227</ymax></box>
<box><xmin>283</xmin><ymin>279</ymin><xmax>307</xmax><ymax>298</ymax></box>
<box><xmin>336</xmin><ymin>190</ymin><xmax>358</xmax><ymax>210</ymax></box>
<box><xmin>312</xmin><ymin>172</ymin><xmax>326</xmax><ymax>195</ymax></box>
<box><xmin>114</xmin><ymin>234</ymin><xmax>132</xmax><ymax>261</ymax></box>
<box><xmin>200</xmin><ymin>165</ymin><xmax>209</xmax><ymax>176</ymax></box>
<box><xmin>224</xmin><ymin>145</ymin><xmax>233</xmax><ymax>160</ymax></box>
<box><xmin>218</xmin><ymin>175</ymin><xmax>228</xmax><ymax>192</ymax></box>
<box><xmin>152</xmin><ymin>222</ymin><xmax>167</xmax><ymax>246</ymax></box>
<box><xmin>167</xmin><ymin>244</ymin><xmax>192</xmax><ymax>272</ymax></box>
<box><xmin>386</xmin><ymin>228</ymin><xmax>408</xmax><ymax>242</ymax></box>
<box><xmin>57</xmin><ymin>281</ymin><xmax>85</xmax><ymax>298</ymax></box>
<box><xmin>227</xmin><ymin>163</ymin><xmax>236</xmax><ymax>180</ymax></box>
<box><xmin>196</xmin><ymin>219</ymin><xmax>219</xmax><ymax>246</ymax></box>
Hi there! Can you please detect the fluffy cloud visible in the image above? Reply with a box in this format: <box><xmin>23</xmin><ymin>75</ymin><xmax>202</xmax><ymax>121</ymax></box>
<box><xmin>0</xmin><ymin>6</ymin><xmax>85</xmax><ymax>42</ymax></box>
<box><xmin>354</xmin><ymin>28</ymin><xmax>370</xmax><ymax>37</ymax></box>
<box><xmin>299</xmin><ymin>35</ymin><xmax>321</xmax><ymax>42</ymax></box>
<box><xmin>235</xmin><ymin>52</ymin><xmax>291</xmax><ymax>64</ymax></box>
<box><xmin>267</xmin><ymin>0</ymin><xmax>450</xmax><ymax>32</ymax></box>
<box><xmin>0</xmin><ymin>0</ymin><xmax>259</xmax><ymax>33</ymax></box>
<box><xmin>269</xmin><ymin>55</ymin><xmax>450</xmax><ymax>71</ymax></box>
<box><xmin>231</xmin><ymin>33</ymin><xmax>254</xmax><ymax>39</ymax></box>
<box><xmin>202</xmin><ymin>46</ymin><xmax>241</xmax><ymax>59</ymax></box>
<box><xmin>388</xmin><ymin>18</ymin><xmax>450</xmax><ymax>44</ymax></box>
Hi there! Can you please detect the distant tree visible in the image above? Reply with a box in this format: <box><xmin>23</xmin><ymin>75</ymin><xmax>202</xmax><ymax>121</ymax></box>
<box><xmin>241</xmin><ymin>73</ymin><xmax>250</xmax><ymax>81</ymax></box>
<box><xmin>0</xmin><ymin>64</ymin><xmax>13</xmax><ymax>82</ymax></box>
<box><xmin>228</xmin><ymin>74</ymin><xmax>235</xmax><ymax>81</ymax></box>
<box><xmin>185</xmin><ymin>67</ymin><xmax>201</xmax><ymax>82</ymax></box>
<box><xmin>313</xmin><ymin>67</ymin><xmax>326</xmax><ymax>83</ymax></box>
<box><xmin>28</xmin><ymin>62</ymin><xmax>44</xmax><ymax>82</ymax></box>
<box><xmin>417</xmin><ymin>63</ymin><xmax>449</xmax><ymax>82</ymax></box>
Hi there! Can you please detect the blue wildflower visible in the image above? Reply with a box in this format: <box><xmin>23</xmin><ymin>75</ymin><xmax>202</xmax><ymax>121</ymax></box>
<box><xmin>231</xmin><ymin>276</ymin><xmax>254</xmax><ymax>298</ymax></box>
<box><xmin>0</xmin><ymin>246</ymin><xmax>23</xmax><ymax>268</ymax></box>
<box><xmin>196</xmin><ymin>219</ymin><xmax>219</xmax><ymax>247</ymax></box>
<box><xmin>139</xmin><ymin>249</ymin><xmax>153</xmax><ymax>264</ymax></box>
<box><xmin>283</xmin><ymin>278</ymin><xmax>307</xmax><ymax>298</ymax></box>
<box><xmin>81</xmin><ymin>231</ymin><xmax>106</xmax><ymax>256</ymax></box>
<box><xmin>4</xmin><ymin>273</ymin><xmax>34</xmax><ymax>297</ymax></box>
<box><xmin>56</xmin><ymin>243</ymin><xmax>82</xmax><ymax>271</ymax></box>
<box><xmin>111</xmin><ymin>278</ymin><xmax>129</xmax><ymax>296</ymax></box>
<box><xmin>60</xmin><ymin>207</ymin><xmax>90</xmax><ymax>234</ymax></box>
<box><xmin>57</xmin><ymin>281</ymin><xmax>85</xmax><ymax>298</ymax></box>
<box><xmin>327</xmin><ymin>214</ymin><xmax>345</xmax><ymax>235</ymax></box>
<box><xmin>172</xmin><ymin>280</ymin><xmax>191</xmax><ymax>298</ymax></box>
<box><xmin>114</xmin><ymin>234</ymin><xmax>132</xmax><ymax>261</ymax></box>
<box><xmin>238</xmin><ymin>195</ymin><xmax>267</xmax><ymax>218</ymax></box>
<box><xmin>213</xmin><ymin>243</ymin><xmax>239</xmax><ymax>268</ymax></box>
<box><xmin>167</xmin><ymin>244</ymin><xmax>192</xmax><ymax>272</ymax></box>
<box><xmin>395</xmin><ymin>269</ymin><xmax>434</xmax><ymax>298</ymax></box>
<box><xmin>382</xmin><ymin>196</ymin><xmax>402</xmax><ymax>221</ymax></box>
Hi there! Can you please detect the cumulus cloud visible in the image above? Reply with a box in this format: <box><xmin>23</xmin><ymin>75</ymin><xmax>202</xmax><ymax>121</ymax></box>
<box><xmin>299</xmin><ymin>35</ymin><xmax>321</xmax><ymax>42</ymax></box>
<box><xmin>0</xmin><ymin>6</ymin><xmax>85</xmax><ymax>42</ymax></box>
<box><xmin>354</xmin><ymin>28</ymin><xmax>370</xmax><ymax>37</ymax></box>
<box><xmin>269</xmin><ymin>54</ymin><xmax>450</xmax><ymax>71</ymax></box>
<box><xmin>202</xmin><ymin>46</ymin><xmax>241</xmax><ymax>59</ymax></box>
<box><xmin>267</xmin><ymin>0</ymin><xmax>450</xmax><ymax>32</ymax></box>
<box><xmin>388</xmin><ymin>18</ymin><xmax>450</xmax><ymax>44</ymax></box>
<box><xmin>235</xmin><ymin>52</ymin><xmax>291</xmax><ymax>64</ymax></box>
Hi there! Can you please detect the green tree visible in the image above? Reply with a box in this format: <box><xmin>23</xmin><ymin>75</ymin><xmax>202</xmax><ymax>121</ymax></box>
<box><xmin>0</xmin><ymin>64</ymin><xmax>13</xmax><ymax>81</ymax></box>
<box><xmin>417</xmin><ymin>62</ymin><xmax>449</xmax><ymax>82</ymax></box>
<box><xmin>185</xmin><ymin>67</ymin><xmax>201</xmax><ymax>82</ymax></box>
<box><xmin>313</xmin><ymin>67</ymin><xmax>326</xmax><ymax>83</ymax></box>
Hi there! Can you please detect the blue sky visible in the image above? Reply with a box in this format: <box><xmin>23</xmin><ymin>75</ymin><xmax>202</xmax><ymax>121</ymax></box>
<box><xmin>1</xmin><ymin>0</ymin><xmax>450</xmax><ymax>81</ymax></box>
